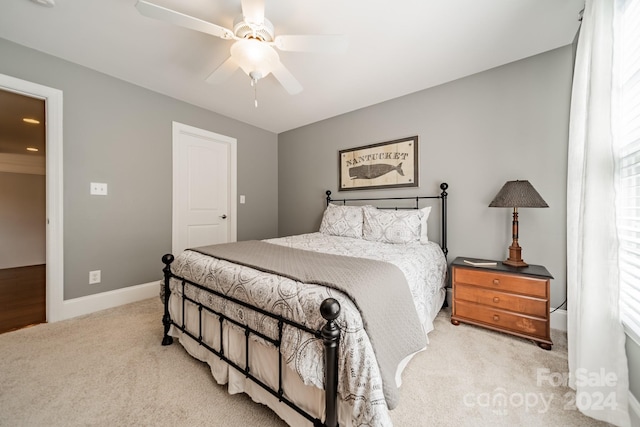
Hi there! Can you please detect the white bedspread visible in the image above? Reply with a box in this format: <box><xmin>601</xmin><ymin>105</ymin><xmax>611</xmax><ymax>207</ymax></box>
<box><xmin>168</xmin><ymin>232</ymin><xmax>447</xmax><ymax>427</ymax></box>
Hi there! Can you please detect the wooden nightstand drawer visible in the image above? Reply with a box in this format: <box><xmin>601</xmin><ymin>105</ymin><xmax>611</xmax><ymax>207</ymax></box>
<box><xmin>450</xmin><ymin>257</ymin><xmax>553</xmax><ymax>350</ymax></box>
<box><xmin>455</xmin><ymin>300</ymin><xmax>549</xmax><ymax>341</ymax></box>
<box><xmin>454</xmin><ymin>267</ymin><xmax>547</xmax><ymax>298</ymax></box>
<box><xmin>454</xmin><ymin>283</ymin><xmax>548</xmax><ymax>317</ymax></box>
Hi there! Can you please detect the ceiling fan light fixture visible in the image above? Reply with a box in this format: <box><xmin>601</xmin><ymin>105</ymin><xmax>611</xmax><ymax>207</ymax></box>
<box><xmin>230</xmin><ymin>38</ymin><xmax>279</xmax><ymax>78</ymax></box>
<box><xmin>233</xmin><ymin>16</ymin><xmax>274</xmax><ymax>42</ymax></box>
<box><xmin>136</xmin><ymin>0</ymin><xmax>333</xmax><ymax>96</ymax></box>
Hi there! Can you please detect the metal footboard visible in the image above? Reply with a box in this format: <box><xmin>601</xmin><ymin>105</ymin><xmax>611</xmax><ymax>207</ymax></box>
<box><xmin>161</xmin><ymin>253</ymin><xmax>341</xmax><ymax>427</ymax></box>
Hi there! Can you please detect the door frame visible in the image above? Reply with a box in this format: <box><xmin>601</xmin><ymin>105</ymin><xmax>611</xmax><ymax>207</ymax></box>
<box><xmin>172</xmin><ymin>121</ymin><xmax>237</xmax><ymax>254</ymax></box>
<box><xmin>0</xmin><ymin>73</ymin><xmax>64</xmax><ymax>322</ymax></box>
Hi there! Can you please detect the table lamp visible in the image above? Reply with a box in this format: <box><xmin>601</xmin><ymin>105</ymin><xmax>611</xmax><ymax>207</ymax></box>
<box><xmin>489</xmin><ymin>180</ymin><xmax>548</xmax><ymax>267</ymax></box>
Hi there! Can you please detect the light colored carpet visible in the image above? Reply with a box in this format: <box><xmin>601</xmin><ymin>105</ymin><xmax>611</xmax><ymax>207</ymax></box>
<box><xmin>0</xmin><ymin>297</ymin><xmax>611</xmax><ymax>427</ymax></box>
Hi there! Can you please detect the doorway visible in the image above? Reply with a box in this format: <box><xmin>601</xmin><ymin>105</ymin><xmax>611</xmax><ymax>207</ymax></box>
<box><xmin>0</xmin><ymin>73</ymin><xmax>64</xmax><ymax>326</ymax></box>
<box><xmin>0</xmin><ymin>89</ymin><xmax>46</xmax><ymax>333</ymax></box>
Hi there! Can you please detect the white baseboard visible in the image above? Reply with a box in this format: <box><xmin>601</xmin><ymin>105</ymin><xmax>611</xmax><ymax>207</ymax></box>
<box><xmin>550</xmin><ymin>308</ymin><xmax>567</xmax><ymax>332</ymax></box>
<box><xmin>58</xmin><ymin>281</ymin><xmax>160</xmax><ymax>321</ymax></box>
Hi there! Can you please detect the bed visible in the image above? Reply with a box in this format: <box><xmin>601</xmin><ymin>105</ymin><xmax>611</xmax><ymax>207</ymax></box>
<box><xmin>160</xmin><ymin>183</ymin><xmax>449</xmax><ymax>427</ymax></box>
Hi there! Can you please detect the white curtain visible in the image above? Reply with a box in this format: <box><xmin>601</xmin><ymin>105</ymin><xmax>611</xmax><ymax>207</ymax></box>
<box><xmin>566</xmin><ymin>0</ymin><xmax>630</xmax><ymax>426</ymax></box>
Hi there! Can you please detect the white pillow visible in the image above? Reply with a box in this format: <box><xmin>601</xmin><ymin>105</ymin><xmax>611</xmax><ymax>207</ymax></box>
<box><xmin>319</xmin><ymin>204</ymin><xmax>363</xmax><ymax>238</ymax></box>
<box><xmin>362</xmin><ymin>206</ymin><xmax>423</xmax><ymax>244</ymax></box>
<box><xmin>420</xmin><ymin>206</ymin><xmax>432</xmax><ymax>244</ymax></box>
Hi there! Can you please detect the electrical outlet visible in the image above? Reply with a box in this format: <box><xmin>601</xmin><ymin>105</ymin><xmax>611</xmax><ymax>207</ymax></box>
<box><xmin>89</xmin><ymin>270</ymin><xmax>101</xmax><ymax>284</ymax></box>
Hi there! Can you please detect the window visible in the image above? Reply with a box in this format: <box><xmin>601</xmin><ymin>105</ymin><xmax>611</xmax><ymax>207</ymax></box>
<box><xmin>616</xmin><ymin>0</ymin><xmax>640</xmax><ymax>339</ymax></box>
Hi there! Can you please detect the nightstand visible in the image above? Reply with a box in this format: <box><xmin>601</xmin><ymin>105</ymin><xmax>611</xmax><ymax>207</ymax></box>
<box><xmin>450</xmin><ymin>257</ymin><xmax>553</xmax><ymax>350</ymax></box>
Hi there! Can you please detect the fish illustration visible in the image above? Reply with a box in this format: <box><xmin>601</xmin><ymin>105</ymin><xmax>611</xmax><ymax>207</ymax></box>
<box><xmin>349</xmin><ymin>162</ymin><xmax>404</xmax><ymax>180</ymax></box>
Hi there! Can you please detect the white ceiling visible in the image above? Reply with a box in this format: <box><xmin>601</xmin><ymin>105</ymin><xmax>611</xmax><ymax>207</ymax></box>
<box><xmin>0</xmin><ymin>0</ymin><xmax>583</xmax><ymax>134</ymax></box>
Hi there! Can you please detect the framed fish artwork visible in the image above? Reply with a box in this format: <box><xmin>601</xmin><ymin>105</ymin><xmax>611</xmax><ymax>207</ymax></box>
<box><xmin>339</xmin><ymin>136</ymin><xmax>418</xmax><ymax>191</ymax></box>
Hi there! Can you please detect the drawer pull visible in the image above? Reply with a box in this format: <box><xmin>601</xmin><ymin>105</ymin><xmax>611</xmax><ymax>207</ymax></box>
<box><xmin>493</xmin><ymin>297</ymin><xmax>500</xmax><ymax>303</ymax></box>
<box><xmin>493</xmin><ymin>279</ymin><xmax>500</xmax><ymax>285</ymax></box>
<box><xmin>493</xmin><ymin>314</ymin><xmax>500</xmax><ymax>322</ymax></box>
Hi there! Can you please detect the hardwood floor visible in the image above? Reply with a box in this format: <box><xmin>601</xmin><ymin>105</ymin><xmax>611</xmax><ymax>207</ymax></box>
<box><xmin>0</xmin><ymin>264</ymin><xmax>46</xmax><ymax>334</ymax></box>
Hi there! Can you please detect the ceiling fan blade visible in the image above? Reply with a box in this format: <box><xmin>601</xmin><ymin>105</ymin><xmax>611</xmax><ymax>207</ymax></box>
<box><xmin>274</xmin><ymin>35</ymin><xmax>348</xmax><ymax>53</ymax></box>
<box><xmin>241</xmin><ymin>0</ymin><xmax>265</xmax><ymax>25</ymax></box>
<box><xmin>271</xmin><ymin>61</ymin><xmax>303</xmax><ymax>95</ymax></box>
<box><xmin>205</xmin><ymin>56</ymin><xmax>240</xmax><ymax>84</ymax></box>
<box><xmin>135</xmin><ymin>0</ymin><xmax>234</xmax><ymax>40</ymax></box>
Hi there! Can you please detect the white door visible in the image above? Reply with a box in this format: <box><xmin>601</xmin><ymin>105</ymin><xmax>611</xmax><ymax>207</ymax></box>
<box><xmin>172</xmin><ymin>122</ymin><xmax>237</xmax><ymax>255</ymax></box>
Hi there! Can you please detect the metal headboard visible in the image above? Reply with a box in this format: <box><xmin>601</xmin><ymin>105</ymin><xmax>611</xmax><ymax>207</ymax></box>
<box><xmin>325</xmin><ymin>182</ymin><xmax>449</xmax><ymax>257</ymax></box>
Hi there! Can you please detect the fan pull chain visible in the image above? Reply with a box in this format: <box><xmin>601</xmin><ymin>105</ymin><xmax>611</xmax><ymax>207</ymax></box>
<box><xmin>251</xmin><ymin>75</ymin><xmax>258</xmax><ymax>108</ymax></box>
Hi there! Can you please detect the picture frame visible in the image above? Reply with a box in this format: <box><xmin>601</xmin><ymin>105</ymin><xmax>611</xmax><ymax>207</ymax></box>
<box><xmin>339</xmin><ymin>136</ymin><xmax>418</xmax><ymax>191</ymax></box>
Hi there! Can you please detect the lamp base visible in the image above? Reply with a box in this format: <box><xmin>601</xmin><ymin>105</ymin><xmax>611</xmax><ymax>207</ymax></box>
<box><xmin>503</xmin><ymin>243</ymin><xmax>528</xmax><ymax>268</ymax></box>
<box><xmin>503</xmin><ymin>258</ymin><xmax>528</xmax><ymax>268</ymax></box>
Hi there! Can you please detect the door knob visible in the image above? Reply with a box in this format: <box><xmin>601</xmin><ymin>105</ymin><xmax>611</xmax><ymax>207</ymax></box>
<box><xmin>220</xmin><ymin>214</ymin><xmax>227</xmax><ymax>219</ymax></box>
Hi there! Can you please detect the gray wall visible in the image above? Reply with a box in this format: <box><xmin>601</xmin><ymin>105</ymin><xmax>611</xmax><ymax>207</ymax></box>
<box><xmin>0</xmin><ymin>171</ymin><xmax>45</xmax><ymax>269</ymax></box>
<box><xmin>0</xmin><ymin>37</ymin><xmax>278</xmax><ymax>300</ymax></box>
<box><xmin>279</xmin><ymin>45</ymin><xmax>572</xmax><ymax>312</ymax></box>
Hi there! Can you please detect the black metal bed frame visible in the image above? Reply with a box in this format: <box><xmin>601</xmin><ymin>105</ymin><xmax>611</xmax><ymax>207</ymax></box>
<box><xmin>326</xmin><ymin>182</ymin><xmax>449</xmax><ymax>256</ymax></box>
<box><xmin>160</xmin><ymin>183</ymin><xmax>449</xmax><ymax>427</ymax></box>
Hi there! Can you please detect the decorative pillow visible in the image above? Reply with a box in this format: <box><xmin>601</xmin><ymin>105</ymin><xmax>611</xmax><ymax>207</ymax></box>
<box><xmin>319</xmin><ymin>204</ymin><xmax>364</xmax><ymax>238</ymax></box>
<box><xmin>362</xmin><ymin>206</ymin><xmax>423</xmax><ymax>244</ymax></box>
<box><xmin>420</xmin><ymin>206</ymin><xmax>432</xmax><ymax>244</ymax></box>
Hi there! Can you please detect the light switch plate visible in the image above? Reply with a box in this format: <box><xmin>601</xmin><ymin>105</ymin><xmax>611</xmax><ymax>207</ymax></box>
<box><xmin>90</xmin><ymin>182</ymin><xmax>108</xmax><ymax>195</ymax></box>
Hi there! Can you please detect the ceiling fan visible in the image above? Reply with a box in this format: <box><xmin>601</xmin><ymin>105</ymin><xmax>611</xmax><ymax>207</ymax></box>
<box><xmin>135</xmin><ymin>0</ymin><xmax>348</xmax><ymax>101</ymax></box>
